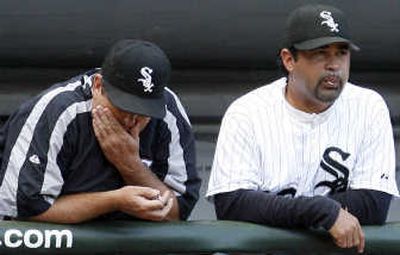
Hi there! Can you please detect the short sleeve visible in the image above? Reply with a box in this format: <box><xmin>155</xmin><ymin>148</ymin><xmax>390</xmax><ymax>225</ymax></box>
<box><xmin>206</xmin><ymin>104</ymin><xmax>262</xmax><ymax>198</ymax></box>
<box><xmin>0</xmin><ymin>107</ymin><xmax>56</xmax><ymax>218</ymax></box>
<box><xmin>0</xmin><ymin>82</ymin><xmax>86</xmax><ymax>218</ymax></box>
<box><xmin>350</xmin><ymin>95</ymin><xmax>399</xmax><ymax>196</ymax></box>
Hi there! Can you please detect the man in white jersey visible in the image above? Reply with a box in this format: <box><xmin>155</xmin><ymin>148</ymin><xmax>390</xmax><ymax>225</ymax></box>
<box><xmin>207</xmin><ymin>4</ymin><xmax>398</xmax><ymax>253</ymax></box>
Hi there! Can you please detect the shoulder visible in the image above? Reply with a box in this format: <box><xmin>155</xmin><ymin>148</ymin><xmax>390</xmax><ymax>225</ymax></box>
<box><xmin>336</xmin><ymin>83</ymin><xmax>391</xmax><ymax>126</ymax></box>
<box><xmin>225</xmin><ymin>77</ymin><xmax>286</xmax><ymax>118</ymax></box>
<box><xmin>164</xmin><ymin>86</ymin><xmax>181</xmax><ymax>105</ymax></box>
<box><xmin>142</xmin><ymin>87</ymin><xmax>194</xmax><ymax>145</ymax></box>
<box><xmin>342</xmin><ymin>82</ymin><xmax>386</xmax><ymax>103</ymax></box>
<box><xmin>10</xmin><ymin>72</ymin><xmax>93</xmax><ymax>127</ymax></box>
<box><xmin>41</xmin><ymin>72</ymin><xmax>93</xmax><ymax>117</ymax></box>
<box><xmin>340</xmin><ymin>82</ymin><xmax>388</xmax><ymax>110</ymax></box>
<box><xmin>163</xmin><ymin>87</ymin><xmax>191</xmax><ymax>125</ymax></box>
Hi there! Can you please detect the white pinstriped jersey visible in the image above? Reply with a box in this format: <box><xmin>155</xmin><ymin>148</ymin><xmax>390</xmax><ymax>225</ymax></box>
<box><xmin>207</xmin><ymin>77</ymin><xmax>399</xmax><ymax>198</ymax></box>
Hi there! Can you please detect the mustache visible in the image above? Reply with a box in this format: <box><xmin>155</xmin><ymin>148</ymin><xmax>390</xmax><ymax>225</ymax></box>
<box><xmin>318</xmin><ymin>72</ymin><xmax>344</xmax><ymax>85</ymax></box>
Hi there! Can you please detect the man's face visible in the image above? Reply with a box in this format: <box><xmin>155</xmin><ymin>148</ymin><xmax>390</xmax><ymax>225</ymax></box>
<box><xmin>108</xmin><ymin>104</ymin><xmax>151</xmax><ymax>132</ymax></box>
<box><xmin>288</xmin><ymin>42</ymin><xmax>351</xmax><ymax>110</ymax></box>
<box><xmin>91</xmin><ymin>75</ymin><xmax>151</xmax><ymax>132</ymax></box>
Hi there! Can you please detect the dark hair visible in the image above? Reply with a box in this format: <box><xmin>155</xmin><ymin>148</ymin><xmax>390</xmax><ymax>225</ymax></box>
<box><xmin>276</xmin><ymin>47</ymin><xmax>299</xmax><ymax>76</ymax></box>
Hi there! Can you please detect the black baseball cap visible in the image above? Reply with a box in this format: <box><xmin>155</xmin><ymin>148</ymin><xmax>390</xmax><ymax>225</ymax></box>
<box><xmin>101</xmin><ymin>39</ymin><xmax>171</xmax><ymax>119</ymax></box>
<box><xmin>285</xmin><ymin>4</ymin><xmax>360</xmax><ymax>51</ymax></box>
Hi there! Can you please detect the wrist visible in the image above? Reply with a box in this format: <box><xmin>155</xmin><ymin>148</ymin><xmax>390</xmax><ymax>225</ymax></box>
<box><xmin>113</xmin><ymin>155</ymin><xmax>143</xmax><ymax>176</ymax></box>
<box><xmin>131</xmin><ymin>156</ymin><xmax>144</xmax><ymax>168</ymax></box>
<box><xmin>107</xmin><ymin>189</ymin><xmax>123</xmax><ymax>212</ymax></box>
<box><xmin>317</xmin><ymin>196</ymin><xmax>341</xmax><ymax>230</ymax></box>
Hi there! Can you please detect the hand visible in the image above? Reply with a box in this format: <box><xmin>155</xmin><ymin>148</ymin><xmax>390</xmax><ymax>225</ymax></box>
<box><xmin>329</xmin><ymin>208</ymin><xmax>365</xmax><ymax>253</ymax></box>
<box><xmin>92</xmin><ymin>105</ymin><xmax>143</xmax><ymax>170</ymax></box>
<box><xmin>92</xmin><ymin>105</ymin><xmax>179</xmax><ymax>220</ymax></box>
<box><xmin>116</xmin><ymin>186</ymin><xmax>173</xmax><ymax>221</ymax></box>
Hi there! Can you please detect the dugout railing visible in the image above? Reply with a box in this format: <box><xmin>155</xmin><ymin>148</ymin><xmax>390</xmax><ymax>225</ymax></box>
<box><xmin>0</xmin><ymin>220</ymin><xmax>399</xmax><ymax>254</ymax></box>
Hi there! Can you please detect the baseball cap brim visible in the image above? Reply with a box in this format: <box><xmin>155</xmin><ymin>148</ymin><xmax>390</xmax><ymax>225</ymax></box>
<box><xmin>102</xmin><ymin>79</ymin><xmax>166</xmax><ymax>119</ymax></box>
<box><xmin>293</xmin><ymin>36</ymin><xmax>360</xmax><ymax>51</ymax></box>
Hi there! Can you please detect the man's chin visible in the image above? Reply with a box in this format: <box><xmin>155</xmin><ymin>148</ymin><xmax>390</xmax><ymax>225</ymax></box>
<box><xmin>317</xmin><ymin>89</ymin><xmax>342</xmax><ymax>103</ymax></box>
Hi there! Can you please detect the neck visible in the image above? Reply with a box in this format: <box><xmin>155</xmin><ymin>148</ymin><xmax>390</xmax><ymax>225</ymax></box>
<box><xmin>285</xmin><ymin>82</ymin><xmax>331</xmax><ymax>114</ymax></box>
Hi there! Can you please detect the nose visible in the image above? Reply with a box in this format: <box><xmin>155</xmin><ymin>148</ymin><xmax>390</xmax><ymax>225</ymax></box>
<box><xmin>144</xmin><ymin>117</ymin><xmax>151</xmax><ymax>127</ymax></box>
<box><xmin>141</xmin><ymin>116</ymin><xmax>151</xmax><ymax>123</ymax></box>
<box><xmin>123</xmin><ymin>114</ymin><xmax>136</xmax><ymax>129</ymax></box>
<box><xmin>325</xmin><ymin>54</ymin><xmax>341</xmax><ymax>72</ymax></box>
<box><xmin>123</xmin><ymin>115</ymin><xmax>151</xmax><ymax>130</ymax></box>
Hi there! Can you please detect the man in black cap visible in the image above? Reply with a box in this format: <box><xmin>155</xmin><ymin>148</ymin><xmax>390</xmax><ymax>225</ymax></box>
<box><xmin>207</xmin><ymin>4</ymin><xmax>398</xmax><ymax>253</ymax></box>
<box><xmin>0</xmin><ymin>39</ymin><xmax>200</xmax><ymax>222</ymax></box>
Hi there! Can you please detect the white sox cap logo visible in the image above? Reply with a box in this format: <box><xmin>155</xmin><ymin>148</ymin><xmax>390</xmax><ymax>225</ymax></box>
<box><xmin>137</xmin><ymin>67</ymin><xmax>155</xmax><ymax>93</ymax></box>
<box><xmin>320</xmin><ymin>10</ymin><xmax>339</xmax><ymax>32</ymax></box>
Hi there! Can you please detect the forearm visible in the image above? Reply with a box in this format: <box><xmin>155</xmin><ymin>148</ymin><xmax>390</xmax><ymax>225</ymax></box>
<box><xmin>214</xmin><ymin>189</ymin><xmax>341</xmax><ymax>230</ymax></box>
<box><xmin>121</xmin><ymin>158</ymin><xmax>168</xmax><ymax>190</ymax></box>
<box><xmin>92</xmin><ymin>106</ymin><xmax>181</xmax><ymax>220</ymax></box>
<box><xmin>329</xmin><ymin>189</ymin><xmax>392</xmax><ymax>225</ymax></box>
<box><xmin>26</xmin><ymin>190</ymin><xmax>118</xmax><ymax>224</ymax></box>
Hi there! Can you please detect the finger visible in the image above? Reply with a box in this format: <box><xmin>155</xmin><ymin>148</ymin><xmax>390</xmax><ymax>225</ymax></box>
<box><xmin>342</xmin><ymin>236</ymin><xmax>349</xmax><ymax>249</ymax></box>
<box><xmin>137</xmin><ymin>196</ymin><xmax>166</xmax><ymax>211</ymax></box>
<box><xmin>334</xmin><ymin>239</ymin><xmax>345</xmax><ymax>249</ymax></box>
<box><xmin>351</xmin><ymin>225</ymin><xmax>360</xmax><ymax>250</ymax></box>
<box><xmin>345</xmin><ymin>224</ymin><xmax>355</xmax><ymax>248</ymax></box>
<box><xmin>160</xmin><ymin>198</ymin><xmax>174</xmax><ymax>218</ymax></box>
<box><xmin>334</xmin><ymin>239</ymin><xmax>345</xmax><ymax>248</ymax></box>
<box><xmin>93</xmin><ymin>106</ymin><xmax>110</xmax><ymax>132</ymax></box>
<box><xmin>336</xmin><ymin>229</ymin><xmax>349</xmax><ymax>248</ymax></box>
<box><xmin>334</xmin><ymin>236</ymin><xmax>346</xmax><ymax>249</ymax></box>
<box><xmin>351</xmin><ymin>233</ymin><xmax>358</xmax><ymax>250</ymax></box>
<box><xmin>129</xmin><ymin>121</ymin><xmax>141</xmax><ymax>139</ymax></box>
<box><xmin>357</xmin><ymin>226</ymin><xmax>365</xmax><ymax>253</ymax></box>
<box><xmin>137</xmin><ymin>117</ymin><xmax>150</xmax><ymax>131</ymax></box>
<box><xmin>158</xmin><ymin>190</ymin><xmax>171</xmax><ymax>205</ymax></box>
<box><xmin>161</xmin><ymin>197</ymin><xmax>173</xmax><ymax>215</ymax></box>
<box><xmin>92</xmin><ymin>108</ymin><xmax>107</xmax><ymax>139</ymax></box>
<box><xmin>97</xmin><ymin>107</ymin><xmax>118</xmax><ymax>133</ymax></box>
<box><xmin>348</xmin><ymin>230</ymin><xmax>356</xmax><ymax>249</ymax></box>
<box><xmin>146</xmin><ymin>197</ymin><xmax>173</xmax><ymax>221</ymax></box>
<box><xmin>102</xmin><ymin>107</ymin><xmax>126</xmax><ymax>133</ymax></box>
<box><xmin>96</xmin><ymin>106</ymin><xmax>123</xmax><ymax>136</ymax></box>
<box><xmin>135</xmin><ymin>186</ymin><xmax>161</xmax><ymax>199</ymax></box>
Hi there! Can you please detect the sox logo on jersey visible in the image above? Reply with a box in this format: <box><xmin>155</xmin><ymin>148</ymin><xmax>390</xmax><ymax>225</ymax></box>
<box><xmin>315</xmin><ymin>147</ymin><xmax>350</xmax><ymax>194</ymax></box>
<box><xmin>276</xmin><ymin>147</ymin><xmax>351</xmax><ymax>197</ymax></box>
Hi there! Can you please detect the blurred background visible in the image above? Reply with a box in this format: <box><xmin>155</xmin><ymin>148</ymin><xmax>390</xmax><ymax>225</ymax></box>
<box><xmin>0</xmin><ymin>0</ymin><xmax>399</xmax><ymax>221</ymax></box>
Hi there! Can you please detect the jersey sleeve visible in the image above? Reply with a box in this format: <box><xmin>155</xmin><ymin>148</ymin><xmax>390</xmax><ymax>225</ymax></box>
<box><xmin>151</xmin><ymin>88</ymin><xmax>200</xmax><ymax>220</ymax></box>
<box><xmin>0</xmin><ymin>106</ymin><xmax>58</xmax><ymax>217</ymax></box>
<box><xmin>206</xmin><ymin>102</ymin><xmax>262</xmax><ymax>198</ymax></box>
<box><xmin>0</xmin><ymin>80</ymin><xmax>84</xmax><ymax>218</ymax></box>
<box><xmin>350</xmin><ymin>94</ymin><xmax>399</xmax><ymax>196</ymax></box>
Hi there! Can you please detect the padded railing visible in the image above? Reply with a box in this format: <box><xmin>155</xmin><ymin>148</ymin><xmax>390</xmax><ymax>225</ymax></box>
<box><xmin>0</xmin><ymin>220</ymin><xmax>399</xmax><ymax>254</ymax></box>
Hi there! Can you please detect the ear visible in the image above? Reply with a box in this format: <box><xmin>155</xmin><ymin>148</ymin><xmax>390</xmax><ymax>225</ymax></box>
<box><xmin>280</xmin><ymin>48</ymin><xmax>295</xmax><ymax>73</ymax></box>
<box><xmin>92</xmin><ymin>73</ymin><xmax>104</xmax><ymax>96</ymax></box>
